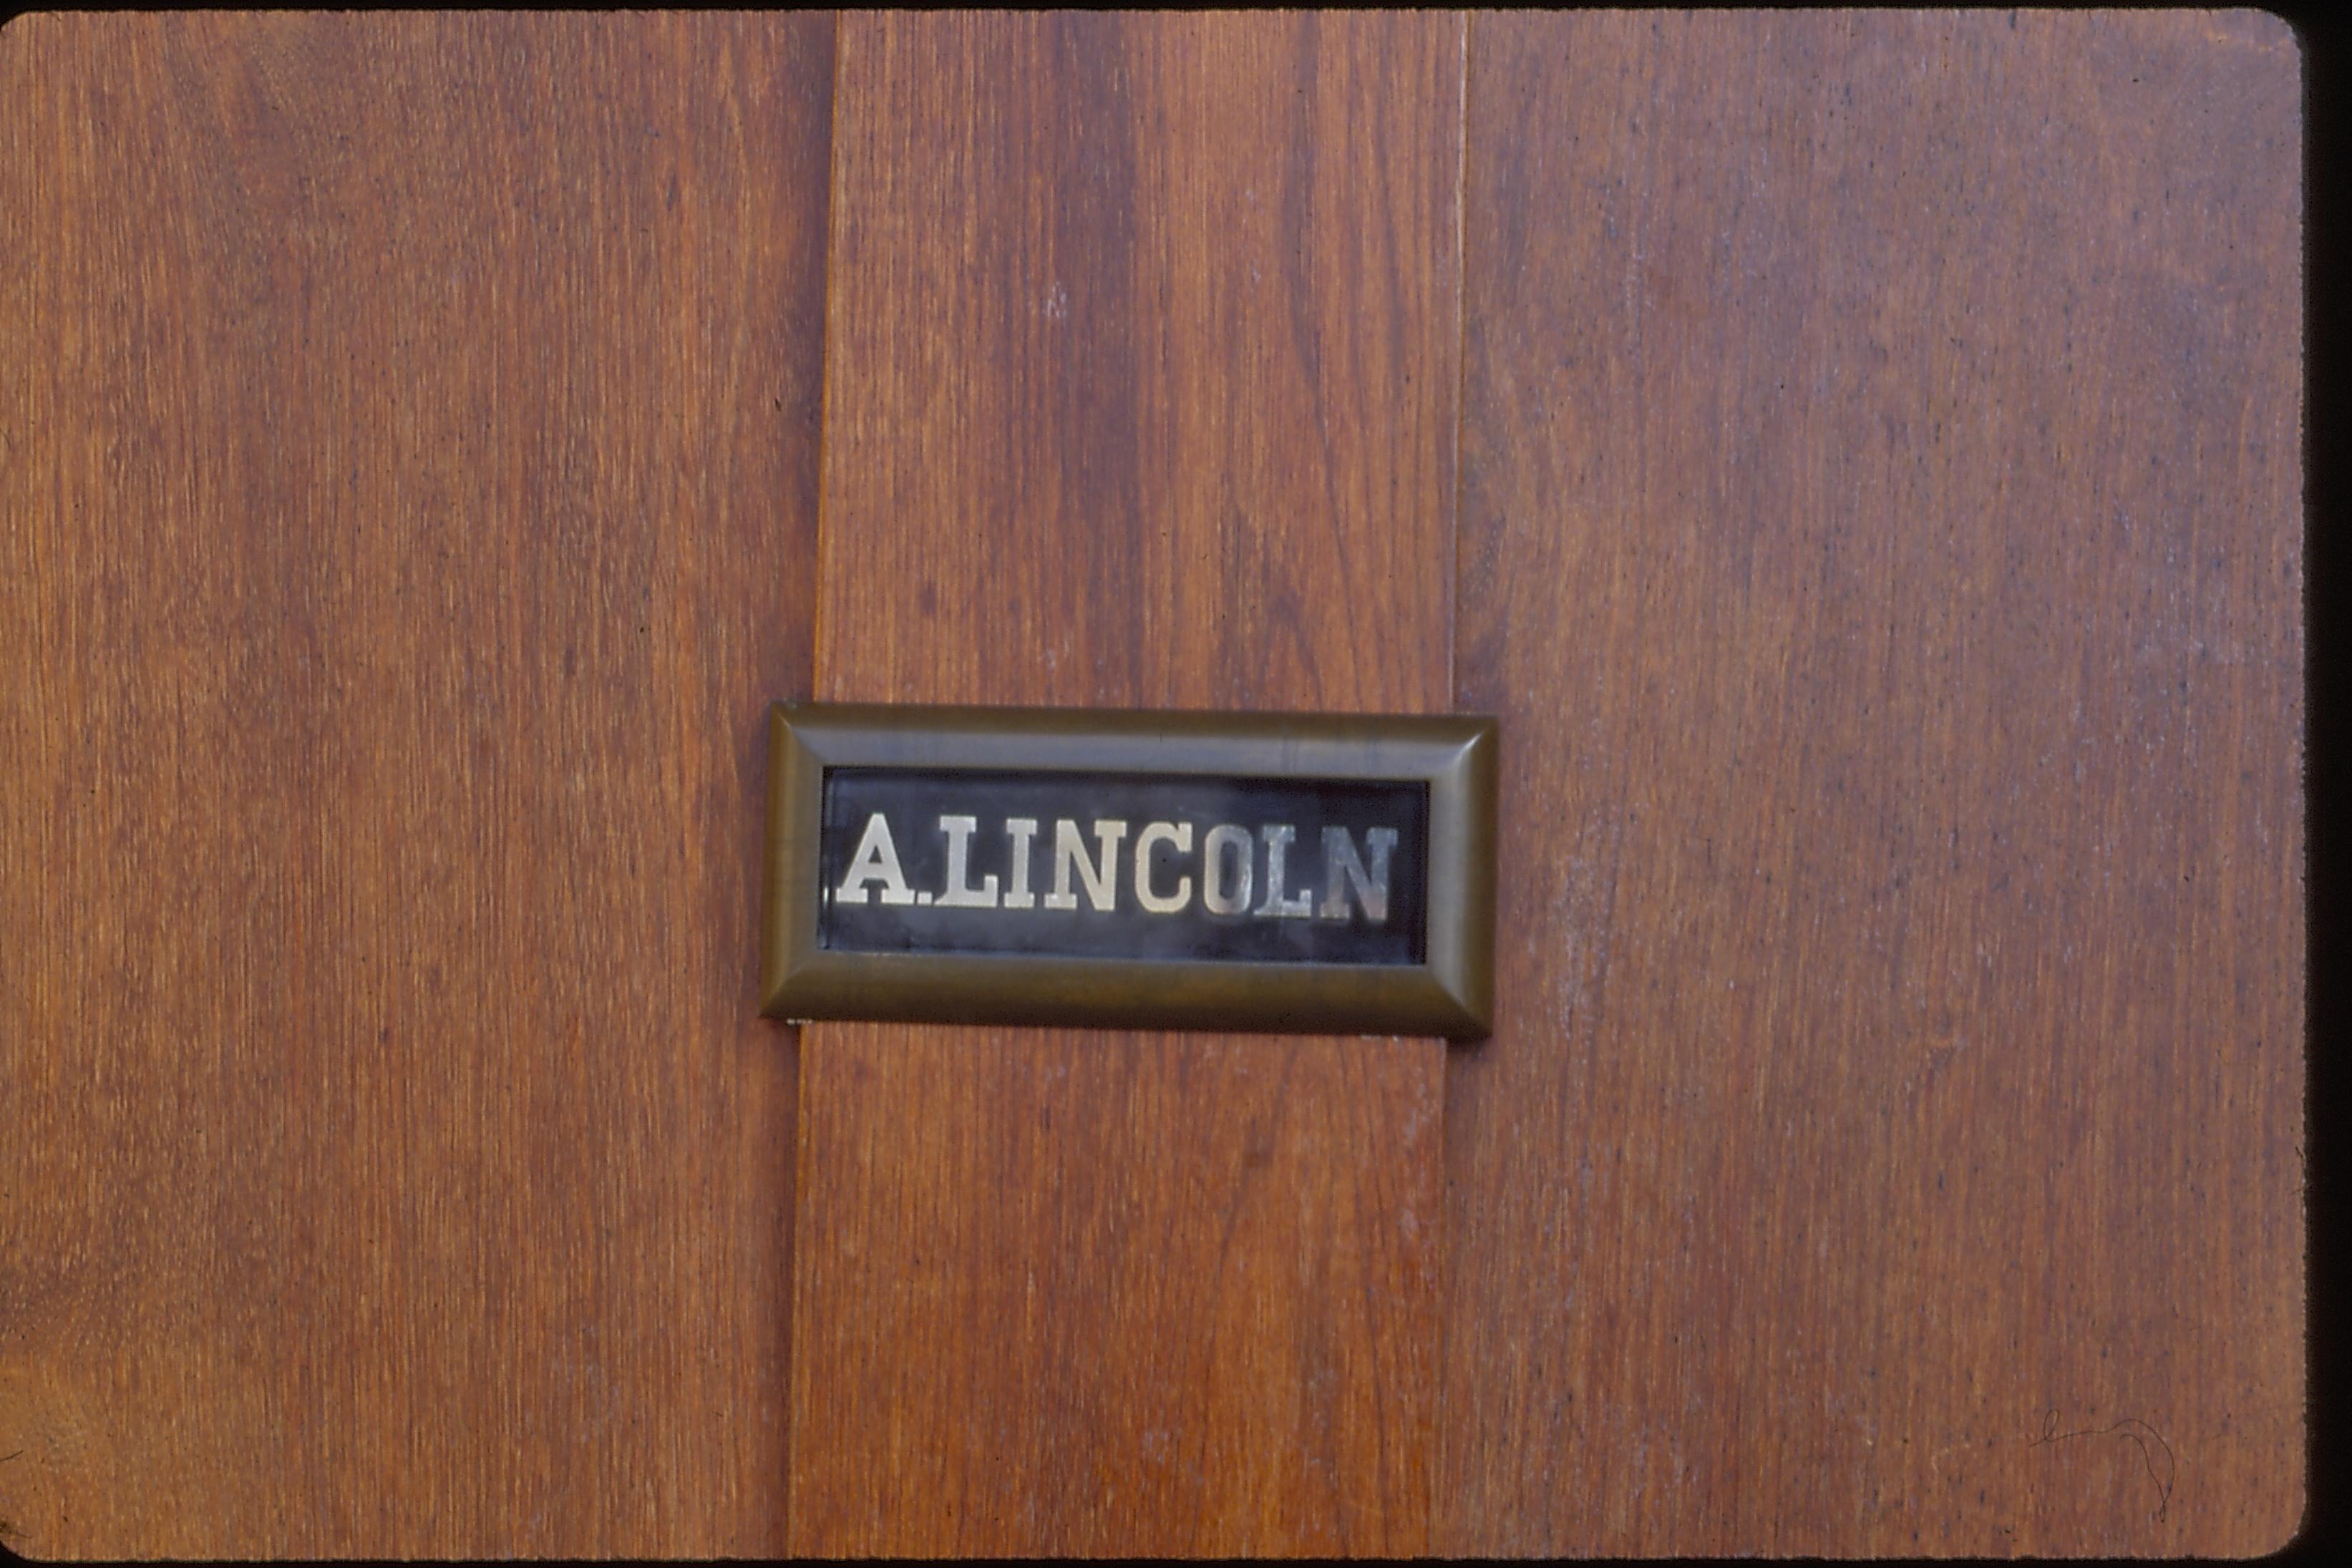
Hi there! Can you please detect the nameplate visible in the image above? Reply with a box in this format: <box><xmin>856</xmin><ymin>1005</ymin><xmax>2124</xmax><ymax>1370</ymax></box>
<box><xmin>761</xmin><ymin>703</ymin><xmax>1497</xmax><ymax>1038</ymax></box>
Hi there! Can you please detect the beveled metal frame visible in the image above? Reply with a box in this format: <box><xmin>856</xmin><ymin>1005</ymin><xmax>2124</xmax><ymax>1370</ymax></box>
<box><xmin>760</xmin><ymin>701</ymin><xmax>1497</xmax><ymax>1040</ymax></box>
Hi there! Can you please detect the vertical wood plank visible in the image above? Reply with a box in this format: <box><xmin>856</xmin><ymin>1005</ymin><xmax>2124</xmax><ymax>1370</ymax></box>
<box><xmin>1441</xmin><ymin>11</ymin><xmax>2303</xmax><ymax>1556</ymax></box>
<box><xmin>792</xmin><ymin>13</ymin><xmax>1462</xmax><ymax>1555</ymax></box>
<box><xmin>0</xmin><ymin>14</ymin><xmax>832</xmax><ymax>1556</ymax></box>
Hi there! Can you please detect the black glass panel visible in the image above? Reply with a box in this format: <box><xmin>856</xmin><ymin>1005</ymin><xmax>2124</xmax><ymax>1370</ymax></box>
<box><xmin>817</xmin><ymin>767</ymin><xmax>1429</xmax><ymax>966</ymax></box>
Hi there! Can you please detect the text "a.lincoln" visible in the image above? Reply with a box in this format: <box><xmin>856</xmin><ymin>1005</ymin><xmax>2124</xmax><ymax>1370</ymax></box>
<box><xmin>833</xmin><ymin>814</ymin><xmax>1400</xmax><ymax>923</ymax></box>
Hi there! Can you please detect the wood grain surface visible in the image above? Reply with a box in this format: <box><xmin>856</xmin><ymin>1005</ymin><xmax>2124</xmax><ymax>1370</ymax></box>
<box><xmin>789</xmin><ymin>12</ymin><xmax>1461</xmax><ymax>1556</ymax></box>
<box><xmin>1438</xmin><ymin>11</ymin><xmax>2305</xmax><ymax>1557</ymax></box>
<box><xmin>0</xmin><ymin>9</ymin><xmax>2306</xmax><ymax>1560</ymax></box>
<box><xmin>0</xmin><ymin>13</ymin><xmax>832</xmax><ymax>1557</ymax></box>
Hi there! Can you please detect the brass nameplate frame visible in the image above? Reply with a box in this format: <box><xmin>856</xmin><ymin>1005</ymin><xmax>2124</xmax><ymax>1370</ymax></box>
<box><xmin>760</xmin><ymin>703</ymin><xmax>1497</xmax><ymax>1038</ymax></box>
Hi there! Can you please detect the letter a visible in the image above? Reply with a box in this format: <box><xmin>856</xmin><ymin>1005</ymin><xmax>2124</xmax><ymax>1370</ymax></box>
<box><xmin>835</xmin><ymin>813</ymin><xmax>917</xmax><ymax>906</ymax></box>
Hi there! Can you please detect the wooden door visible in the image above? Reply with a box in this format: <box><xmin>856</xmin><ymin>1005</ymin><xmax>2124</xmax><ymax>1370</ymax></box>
<box><xmin>1</xmin><ymin>11</ymin><xmax>2303</xmax><ymax>1557</ymax></box>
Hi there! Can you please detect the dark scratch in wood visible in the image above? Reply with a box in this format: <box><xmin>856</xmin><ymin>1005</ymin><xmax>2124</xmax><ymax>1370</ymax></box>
<box><xmin>2029</xmin><ymin>1408</ymin><xmax>2177</xmax><ymax>1522</ymax></box>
